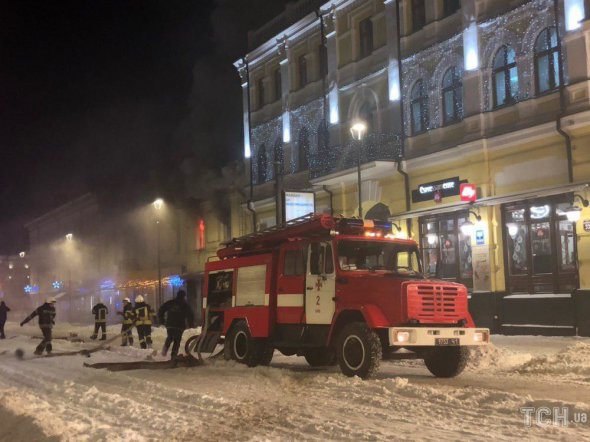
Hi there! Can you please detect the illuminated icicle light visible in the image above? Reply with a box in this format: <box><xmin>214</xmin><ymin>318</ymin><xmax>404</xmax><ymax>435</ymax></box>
<box><xmin>388</xmin><ymin>60</ymin><xmax>401</xmax><ymax>101</ymax></box>
<box><xmin>242</xmin><ymin>82</ymin><xmax>251</xmax><ymax>158</ymax></box>
<box><xmin>282</xmin><ymin>111</ymin><xmax>291</xmax><ymax>143</ymax></box>
<box><xmin>463</xmin><ymin>21</ymin><xmax>480</xmax><ymax>71</ymax></box>
<box><xmin>565</xmin><ymin>0</ymin><xmax>585</xmax><ymax>31</ymax></box>
<box><xmin>329</xmin><ymin>87</ymin><xmax>340</xmax><ymax>124</ymax></box>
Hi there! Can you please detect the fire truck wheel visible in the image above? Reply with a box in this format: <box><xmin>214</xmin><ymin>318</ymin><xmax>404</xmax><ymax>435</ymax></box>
<box><xmin>304</xmin><ymin>348</ymin><xmax>337</xmax><ymax>367</ymax></box>
<box><xmin>337</xmin><ymin>322</ymin><xmax>382</xmax><ymax>379</ymax></box>
<box><xmin>423</xmin><ymin>346</ymin><xmax>470</xmax><ymax>378</ymax></box>
<box><xmin>225</xmin><ymin>320</ymin><xmax>271</xmax><ymax>367</ymax></box>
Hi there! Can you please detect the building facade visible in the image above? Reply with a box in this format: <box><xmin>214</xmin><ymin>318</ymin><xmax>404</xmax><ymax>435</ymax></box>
<box><xmin>235</xmin><ymin>0</ymin><xmax>590</xmax><ymax>335</ymax></box>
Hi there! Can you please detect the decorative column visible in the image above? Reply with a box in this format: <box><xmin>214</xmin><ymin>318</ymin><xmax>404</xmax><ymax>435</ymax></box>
<box><xmin>384</xmin><ymin>0</ymin><xmax>402</xmax><ymax>135</ymax></box>
<box><xmin>277</xmin><ymin>37</ymin><xmax>291</xmax><ymax>145</ymax></box>
<box><xmin>235</xmin><ymin>60</ymin><xmax>251</xmax><ymax>159</ymax></box>
<box><xmin>461</xmin><ymin>0</ymin><xmax>482</xmax><ymax>118</ymax></box>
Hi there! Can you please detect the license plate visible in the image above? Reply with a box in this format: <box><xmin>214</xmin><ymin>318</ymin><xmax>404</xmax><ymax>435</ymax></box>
<box><xmin>435</xmin><ymin>338</ymin><xmax>460</xmax><ymax>346</ymax></box>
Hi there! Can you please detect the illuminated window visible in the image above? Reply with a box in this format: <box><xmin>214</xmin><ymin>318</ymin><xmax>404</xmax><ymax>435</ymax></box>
<box><xmin>410</xmin><ymin>80</ymin><xmax>429</xmax><ymax>134</ymax></box>
<box><xmin>493</xmin><ymin>46</ymin><xmax>519</xmax><ymax>107</ymax></box>
<box><xmin>197</xmin><ymin>220</ymin><xmax>205</xmax><ymax>250</ymax></box>
<box><xmin>535</xmin><ymin>27</ymin><xmax>561</xmax><ymax>94</ymax></box>
<box><xmin>359</xmin><ymin>18</ymin><xmax>373</xmax><ymax>58</ymax></box>
<box><xmin>442</xmin><ymin>66</ymin><xmax>463</xmax><ymax>125</ymax></box>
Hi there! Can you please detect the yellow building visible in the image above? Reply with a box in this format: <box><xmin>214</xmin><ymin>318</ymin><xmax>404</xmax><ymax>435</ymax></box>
<box><xmin>232</xmin><ymin>0</ymin><xmax>590</xmax><ymax>335</ymax></box>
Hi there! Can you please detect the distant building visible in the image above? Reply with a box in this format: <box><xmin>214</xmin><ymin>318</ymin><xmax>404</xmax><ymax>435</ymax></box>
<box><xmin>234</xmin><ymin>0</ymin><xmax>590</xmax><ymax>335</ymax></box>
<box><xmin>0</xmin><ymin>252</ymin><xmax>32</xmax><ymax>311</ymax></box>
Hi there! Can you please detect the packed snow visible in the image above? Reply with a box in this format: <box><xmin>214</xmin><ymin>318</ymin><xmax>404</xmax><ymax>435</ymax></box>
<box><xmin>1</xmin><ymin>321</ymin><xmax>590</xmax><ymax>441</ymax></box>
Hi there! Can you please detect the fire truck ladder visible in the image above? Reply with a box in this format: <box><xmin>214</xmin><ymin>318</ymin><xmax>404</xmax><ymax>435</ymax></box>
<box><xmin>217</xmin><ymin>213</ymin><xmax>335</xmax><ymax>259</ymax></box>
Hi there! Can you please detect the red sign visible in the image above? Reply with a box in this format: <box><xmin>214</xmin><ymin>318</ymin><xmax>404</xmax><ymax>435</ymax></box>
<box><xmin>433</xmin><ymin>190</ymin><xmax>442</xmax><ymax>203</ymax></box>
<box><xmin>460</xmin><ymin>183</ymin><xmax>477</xmax><ymax>202</ymax></box>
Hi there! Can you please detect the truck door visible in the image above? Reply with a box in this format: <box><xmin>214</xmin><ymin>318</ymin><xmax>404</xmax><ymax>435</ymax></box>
<box><xmin>276</xmin><ymin>243</ymin><xmax>306</xmax><ymax>324</ymax></box>
<box><xmin>305</xmin><ymin>242</ymin><xmax>336</xmax><ymax>324</ymax></box>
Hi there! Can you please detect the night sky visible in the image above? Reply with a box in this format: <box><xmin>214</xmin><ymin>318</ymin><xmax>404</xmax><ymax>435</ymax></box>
<box><xmin>0</xmin><ymin>0</ymin><xmax>290</xmax><ymax>253</ymax></box>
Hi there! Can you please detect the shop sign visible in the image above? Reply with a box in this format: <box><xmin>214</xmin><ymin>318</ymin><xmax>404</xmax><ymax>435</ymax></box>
<box><xmin>584</xmin><ymin>220</ymin><xmax>590</xmax><ymax>232</ymax></box>
<box><xmin>411</xmin><ymin>177</ymin><xmax>467</xmax><ymax>203</ymax></box>
<box><xmin>282</xmin><ymin>191</ymin><xmax>315</xmax><ymax>222</ymax></box>
<box><xmin>460</xmin><ymin>183</ymin><xmax>477</xmax><ymax>202</ymax></box>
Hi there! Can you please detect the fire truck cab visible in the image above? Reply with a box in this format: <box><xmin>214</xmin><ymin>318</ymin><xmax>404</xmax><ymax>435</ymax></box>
<box><xmin>203</xmin><ymin>214</ymin><xmax>489</xmax><ymax>379</ymax></box>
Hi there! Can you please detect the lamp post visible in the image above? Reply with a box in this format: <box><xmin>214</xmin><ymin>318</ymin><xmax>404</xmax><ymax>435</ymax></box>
<box><xmin>350</xmin><ymin>121</ymin><xmax>367</xmax><ymax>219</ymax></box>
<box><xmin>65</xmin><ymin>233</ymin><xmax>73</xmax><ymax>322</ymax></box>
<box><xmin>153</xmin><ymin>199</ymin><xmax>163</xmax><ymax>308</ymax></box>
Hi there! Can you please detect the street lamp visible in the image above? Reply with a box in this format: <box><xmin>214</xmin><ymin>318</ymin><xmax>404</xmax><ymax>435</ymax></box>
<box><xmin>350</xmin><ymin>120</ymin><xmax>367</xmax><ymax>219</ymax></box>
<box><xmin>460</xmin><ymin>210</ymin><xmax>482</xmax><ymax>237</ymax></box>
<box><xmin>153</xmin><ymin>198</ymin><xmax>163</xmax><ymax>307</ymax></box>
<box><xmin>65</xmin><ymin>233</ymin><xmax>73</xmax><ymax>241</ymax></box>
<box><xmin>564</xmin><ymin>194</ymin><xmax>589</xmax><ymax>223</ymax></box>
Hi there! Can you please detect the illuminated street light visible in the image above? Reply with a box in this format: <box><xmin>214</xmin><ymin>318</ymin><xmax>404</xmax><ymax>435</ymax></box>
<box><xmin>153</xmin><ymin>198</ymin><xmax>164</xmax><ymax>307</ymax></box>
<box><xmin>350</xmin><ymin>120</ymin><xmax>368</xmax><ymax>218</ymax></box>
<box><xmin>65</xmin><ymin>233</ymin><xmax>73</xmax><ymax>241</ymax></box>
<box><xmin>153</xmin><ymin>198</ymin><xmax>164</xmax><ymax>210</ymax></box>
<box><xmin>19</xmin><ymin>251</ymin><xmax>26</xmax><ymax>258</ymax></box>
<box><xmin>460</xmin><ymin>211</ymin><xmax>482</xmax><ymax>237</ymax></box>
<box><xmin>564</xmin><ymin>194</ymin><xmax>589</xmax><ymax>223</ymax></box>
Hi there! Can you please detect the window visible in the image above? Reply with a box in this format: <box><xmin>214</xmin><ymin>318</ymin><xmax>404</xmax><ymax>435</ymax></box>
<box><xmin>503</xmin><ymin>198</ymin><xmax>578</xmax><ymax>294</ymax></box>
<box><xmin>420</xmin><ymin>213</ymin><xmax>472</xmax><ymax>287</ymax></box>
<box><xmin>299</xmin><ymin>55</ymin><xmax>308</xmax><ymax>88</ymax></box>
<box><xmin>337</xmin><ymin>240</ymin><xmax>422</xmax><ymax>275</ymax></box>
<box><xmin>410</xmin><ymin>80</ymin><xmax>429</xmax><ymax>134</ymax></box>
<box><xmin>535</xmin><ymin>27</ymin><xmax>561</xmax><ymax>94</ymax></box>
<box><xmin>493</xmin><ymin>46</ymin><xmax>519</xmax><ymax>107</ymax></box>
<box><xmin>257</xmin><ymin>78</ymin><xmax>265</xmax><ymax>108</ymax></box>
<box><xmin>310</xmin><ymin>243</ymin><xmax>334</xmax><ymax>275</ymax></box>
<box><xmin>274</xmin><ymin>68</ymin><xmax>282</xmax><ymax>102</ymax></box>
<box><xmin>411</xmin><ymin>0</ymin><xmax>426</xmax><ymax>32</ymax></box>
<box><xmin>319</xmin><ymin>44</ymin><xmax>328</xmax><ymax>78</ymax></box>
<box><xmin>298</xmin><ymin>128</ymin><xmax>310</xmax><ymax>171</ymax></box>
<box><xmin>443</xmin><ymin>0</ymin><xmax>461</xmax><ymax>17</ymax></box>
<box><xmin>359</xmin><ymin>18</ymin><xmax>374</xmax><ymax>58</ymax></box>
<box><xmin>284</xmin><ymin>249</ymin><xmax>305</xmax><ymax>276</ymax></box>
<box><xmin>257</xmin><ymin>144</ymin><xmax>267</xmax><ymax>183</ymax></box>
<box><xmin>442</xmin><ymin>66</ymin><xmax>463</xmax><ymax>125</ymax></box>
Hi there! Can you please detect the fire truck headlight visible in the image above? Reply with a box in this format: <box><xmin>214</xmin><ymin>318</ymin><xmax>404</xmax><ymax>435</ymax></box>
<box><xmin>395</xmin><ymin>331</ymin><xmax>410</xmax><ymax>343</ymax></box>
<box><xmin>473</xmin><ymin>331</ymin><xmax>487</xmax><ymax>343</ymax></box>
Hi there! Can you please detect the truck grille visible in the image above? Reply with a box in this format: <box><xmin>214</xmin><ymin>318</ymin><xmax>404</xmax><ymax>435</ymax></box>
<box><xmin>406</xmin><ymin>284</ymin><xmax>469</xmax><ymax>323</ymax></box>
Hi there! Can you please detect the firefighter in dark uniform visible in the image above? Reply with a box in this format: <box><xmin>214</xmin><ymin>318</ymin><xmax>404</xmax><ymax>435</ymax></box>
<box><xmin>0</xmin><ymin>301</ymin><xmax>10</xmax><ymax>339</ymax></box>
<box><xmin>158</xmin><ymin>290</ymin><xmax>194</xmax><ymax>360</ymax></box>
<box><xmin>20</xmin><ymin>297</ymin><xmax>57</xmax><ymax>355</ymax></box>
<box><xmin>90</xmin><ymin>300</ymin><xmax>109</xmax><ymax>340</ymax></box>
<box><xmin>117</xmin><ymin>297</ymin><xmax>135</xmax><ymax>346</ymax></box>
<box><xmin>133</xmin><ymin>295</ymin><xmax>155</xmax><ymax>349</ymax></box>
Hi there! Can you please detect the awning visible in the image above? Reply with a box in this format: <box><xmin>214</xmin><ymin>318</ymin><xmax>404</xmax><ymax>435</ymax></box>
<box><xmin>390</xmin><ymin>182</ymin><xmax>590</xmax><ymax>220</ymax></box>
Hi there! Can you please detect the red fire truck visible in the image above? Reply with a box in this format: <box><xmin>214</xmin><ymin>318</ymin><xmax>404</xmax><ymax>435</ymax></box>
<box><xmin>202</xmin><ymin>214</ymin><xmax>489</xmax><ymax>379</ymax></box>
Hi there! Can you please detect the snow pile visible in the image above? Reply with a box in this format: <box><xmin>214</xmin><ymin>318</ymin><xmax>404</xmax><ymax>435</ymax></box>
<box><xmin>467</xmin><ymin>344</ymin><xmax>534</xmax><ymax>372</ymax></box>
<box><xmin>515</xmin><ymin>342</ymin><xmax>590</xmax><ymax>383</ymax></box>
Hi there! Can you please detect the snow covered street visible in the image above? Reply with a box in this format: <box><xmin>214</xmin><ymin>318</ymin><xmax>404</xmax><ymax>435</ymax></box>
<box><xmin>1</xmin><ymin>322</ymin><xmax>590</xmax><ymax>442</ymax></box>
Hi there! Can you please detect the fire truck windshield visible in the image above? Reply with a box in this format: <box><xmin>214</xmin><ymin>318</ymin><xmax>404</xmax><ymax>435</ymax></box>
<box><xmin>337</xmin><ymin>240</ymin><xmax>423</xmax><ymax>276</ymax></box>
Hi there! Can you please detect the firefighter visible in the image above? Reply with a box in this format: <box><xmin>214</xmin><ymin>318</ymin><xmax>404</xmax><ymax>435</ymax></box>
<box><xmin>117</xmin><ymin>297</ymin><xmax>135</xmax><ymax>346</ymax></box>
<box><xmin>20</xmin><ymin>297</ymin><xmax>57</xmax><ymax>355</ymax></box>
<box><xmin>90</xmin><ymin>300</ymin><xmax>109</xmax><ymax>340</ymax></box>
<box><xmin>0</xmin><ymin>301</ymin><xmax>10</xmax><ymax>339</ymax></box>
<box><xmin>158</xmin><ymin>290</ymin><xmax>194</xmax><ymax>360</ymax></box>
<box><xmin>133</xmin><ymin>295</ymin><xmax>155</xmax><ymax>349</ymax></box>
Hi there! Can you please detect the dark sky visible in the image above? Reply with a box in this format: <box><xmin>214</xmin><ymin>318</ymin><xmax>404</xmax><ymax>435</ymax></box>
<box><xmin>0</xmin><ymin>0</ymin><xmax>290</xmax><ymax>253</ymax></box>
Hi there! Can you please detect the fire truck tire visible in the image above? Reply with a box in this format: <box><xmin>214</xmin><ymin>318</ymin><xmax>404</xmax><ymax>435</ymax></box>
<box><xmin>423</xmin><ymin>346</ymin><xmax>470</xmax><ymax>378</ymax></box>
<box><xmin>304</xmin><ymin>348</ymin><xmax>337</xmax><ymax>367</ymax></box>
<box><xmin>224</xmin><ymin>320</ymin><xmax>271</xmax><ymax>367</ymax></box>
<box><xmin>337</xmin><ymin>322</ymin><xmax>382</xmax><ymax>379</ymax></box>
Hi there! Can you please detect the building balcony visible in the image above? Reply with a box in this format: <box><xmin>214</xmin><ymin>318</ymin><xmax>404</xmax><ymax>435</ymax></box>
<box><xmin>309</xmin><ymin>132</ymin><xmax>402</xmax><ymax>180</ymax></box>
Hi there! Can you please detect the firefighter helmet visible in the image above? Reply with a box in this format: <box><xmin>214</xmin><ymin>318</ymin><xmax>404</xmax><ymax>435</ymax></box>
<box><xmin>135</xmin><ymin>295</ymin><xmax>144</xmax><ymax>303</ymax></box>
<box><xmin>47</xmin><ymin>297</ymin><xmax>57</xmax><ymax>304</ymax></box>
<box><xmin>123</xmin><ymin>297</ymin><xmax>131</xmax><ymax>303</ymax></box>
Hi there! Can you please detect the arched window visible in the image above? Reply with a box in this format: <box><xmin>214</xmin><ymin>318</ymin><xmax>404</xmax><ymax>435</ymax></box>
<box><xmin>493</xmin><ymin>46</ymin><xmax>518</xmax><ymax>107</ymax></box>
<box><xmin>410</xmin><ymin>80</ymin><xmax>429</xmax><ymax>134</ymax></box>
<box><xmin>535</xmin><ymin>27</ymin><xmax>560</xmax><ymax>94</ymax></box>
<box><xmin>298</xmin><ymin>128</ymin><xmax>310</xmax><ymax>171</ymax></box>
<box><xmin>257</xmin><ymin>144</ymin><xmax>267</xmax><ymax>183</ymax></box>
<box><xmin>442</xmin><ymin>66</ymin><xmax>463</xmax><ymax>125</ymax></box>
